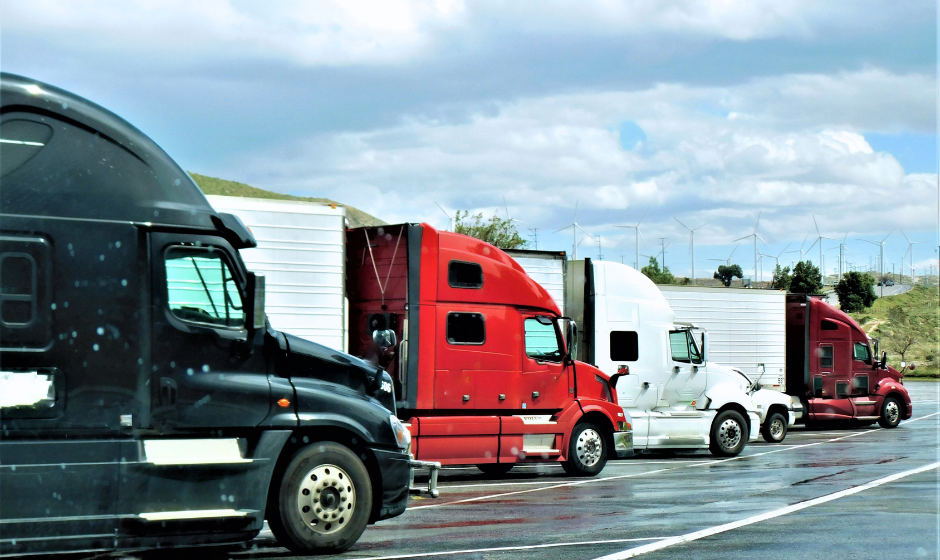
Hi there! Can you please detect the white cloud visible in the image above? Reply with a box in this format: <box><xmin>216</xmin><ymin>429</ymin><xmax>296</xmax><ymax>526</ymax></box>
<box><xmin>223</xmin><ymin>68</ymin><xmax>936</xmax><ymax>257</ymax></box>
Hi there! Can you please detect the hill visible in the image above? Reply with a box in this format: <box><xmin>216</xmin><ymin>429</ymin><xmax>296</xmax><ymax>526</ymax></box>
<box><xmin>849</xmin><ymin>284</ymin><xmax>939</xmax><ymax>378</ymax></box>
<box><xmin>189</xmin><ymin>172</ymin><xmax>385</xmax><ymax>228</ymax></box>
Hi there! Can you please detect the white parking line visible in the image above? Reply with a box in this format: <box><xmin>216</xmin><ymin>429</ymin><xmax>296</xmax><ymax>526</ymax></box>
<box><xmin>592</xmin><ymin>461</ymin><xmax>940</xmax><ymax>560</ymax></box>
<box><xmin>410</xmin><ymin>411</ymin><xmax>940</xmax><ymax>509</ymax></box>
<box><xmin>351</xmin><ymin>536</ymin><xmax>675</xmax><ymax>560</ymax></box>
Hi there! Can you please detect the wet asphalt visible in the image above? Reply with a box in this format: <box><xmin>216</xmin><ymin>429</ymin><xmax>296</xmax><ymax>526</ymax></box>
<box><xmin>158</xmin><ymin>382</ymin><xmax>940</xmax><ymax>560</ymax></box>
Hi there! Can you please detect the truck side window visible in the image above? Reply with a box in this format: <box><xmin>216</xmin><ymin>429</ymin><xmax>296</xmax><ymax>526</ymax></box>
<box><xmin>165</xmin><ymin>247</ymin><xmax>244</xmax><ymax>328</ymax></box>
<box><xmin>821</xmin><ymin>320</ymin><xmax>838</xmax><ymax>331</ymax></box>
<box><xmin>448</xmin><ymin>261</ymin><xmax>483</xmax><ymax>289</ymax></box>
<box><xmin>610</xmin><ymin>331</ymin><xmax>638</xmax><ymax>361</ymax></box>
<box><xmin>819</xmin><ymin>346</ymin><xmax>833</xmax><ymax>369</ymax></box>
<box><xmin>669</xmin><ymin>331</ymin><xmax>690</xmax><ymax>363</ymax></box>
<box><xmin>0</xmin><ymin>119</ymin><xmax>53</xmax><ymax>177</ymax></box>
<box><xmin>525</xmin><ymin>318</ymin><xmax>563</xmax><ymax>362</ymax></box>
<box><xmin>446</xmin><ymin>312</ymin><xmax>485</xmax><ymax>344</ymax></box>
<box><xmin>853</xmin><ymin>342</ymin><xmax>872</xmax><ymax>364</ymax></box>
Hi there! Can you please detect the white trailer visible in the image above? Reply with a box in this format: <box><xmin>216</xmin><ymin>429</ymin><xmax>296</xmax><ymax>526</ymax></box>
<box><xmin>503</xmin><ymin>249</ymin><xmax>567</xmax><ymax>316</ymax></box>
<box><xmin>206</xmin><ymin>196</ymin><xmax>347</xmax><ymax>351</ymax></box>
<box><xmin>658</xmin><ymin>286</ymin><xmax>787</xmax><ymax>392</ymax></box>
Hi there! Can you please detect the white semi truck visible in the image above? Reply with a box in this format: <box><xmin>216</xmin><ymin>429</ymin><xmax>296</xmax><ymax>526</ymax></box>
<box><xmin>506</xmin><ymin>251</ymin><xmax>798</xmax><ymax>454</ymax></box>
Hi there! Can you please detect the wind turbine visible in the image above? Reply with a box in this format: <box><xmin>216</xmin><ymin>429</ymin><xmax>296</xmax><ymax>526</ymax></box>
<box><xmin>785</xmin><ymin>235</ymin><xmax>811</xmax><ymax>266</ymax></box>
<box><xmin>503</xmin><ymin>196</ymin><xmax>526</xmax><ymax>227</ymax></box>
<box><xmin>901</xmin><ymin>231</ymin><xmax>920</xmax><ymax>285</ymax></box>
<box><xmin>806</xmin><ymin>215</ymin><xmax>836</xmax><ymax>280</ymax></box>
<box><xmin>733</xmin><ymin>212</ymin><xmax>766</xmax><ymax>283</ymax></box>
<box><xmin>614</xmin><ymin>207</ymin><xmax>649</xmax><ymax>269</ymax></box>
<box><xmin>760</xmin><ymin>243</ymin><xmax>791</xmax><ymax>276</ymax></box>
<box><xmin>708</xmin><ymin>244</ymin><xmax>739</xmax><ymax>267</ymax></box>
<box><xmin>554</xmin><ymin>200</ymin><xmax>593</xmax><ymax>260</ymax></box>
<box><xmin>861</xmin><ymin>232</ymin><xmax>893</xmax><ymax>293</ymax></box>
<box><xmin>434</xmin><ymin>201</ymin><xmax>454</xmax><ymax>231</ymax></box>
<box><xmin>674</xmin><ymin>217</ymin><xmax>709</xmax><ymax>282</ymax></box>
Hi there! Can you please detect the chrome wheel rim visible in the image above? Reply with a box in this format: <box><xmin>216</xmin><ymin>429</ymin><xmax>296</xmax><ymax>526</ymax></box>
<box><xmin>577</xmin><ymin>428</ymin><xmax>603</xmax><ymax>467</ymax></box>
<box><xmin>297</xmin><ymin>464</ymin><xmax>356</xmax><ymax>535</ymax></box>
<box><xmin>770</xmin><ymin>418</ymin><xmax>785</xmax><ymax>440</ymax></box>
<box><xmin>884</xmin><ymin>401</ymin><xmax>900</xmax><ymax>424</ymax></box>
<box><xmin>718</xmin><ymin>418</ymin><xmax>742</xmax><ymax>450</ymax></box>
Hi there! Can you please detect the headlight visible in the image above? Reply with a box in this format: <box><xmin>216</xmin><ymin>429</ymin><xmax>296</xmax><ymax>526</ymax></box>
<box><xmin>389</xmin><ymin>415</ymin><xmax>411</xmax><ymax>451</ymax></box>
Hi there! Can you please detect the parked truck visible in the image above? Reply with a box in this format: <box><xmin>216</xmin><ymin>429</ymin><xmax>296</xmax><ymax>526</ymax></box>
<box><xmin>204</xmin><ymin>199</ymin><xmax>633</xmax><ymax>476</ymax></box>
<box><xmin>506</xmin><ymin>251</ymin><xmax>798</xmax><ymax>454</ymax></box>
<box><xmin>0</xmin><ymin>73</ymin><xmax>412</xmax><ymax>556</ymax></box>
<box><xmin>652</xmin><ymin>286</ymin><xmax>912</xmax><ymax>428</ymax></box>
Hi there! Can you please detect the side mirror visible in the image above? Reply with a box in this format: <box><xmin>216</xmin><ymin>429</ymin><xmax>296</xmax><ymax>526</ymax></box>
<box><xmin>879</xmin><ymin>351</ymin><xmax>887</xmax><ymax>369</ymax></box>
<box><xmin>247</xmin><ymin>272</ymin><xmax>266</xmax><ymax>330</ymax></box>
<box><xmin>566</xmin><ymin>320</ymin><xmax>578</xmax><ymax>360</ymax></box>
<box><xmin>701</xmin><ymin>332</ymin><xmax>709</xmax><ymax>362</ymax></box>
<box><xmin>373</xmin><ymin>329</ymin><xmax>397</xmax><ymax>348</ymax></box>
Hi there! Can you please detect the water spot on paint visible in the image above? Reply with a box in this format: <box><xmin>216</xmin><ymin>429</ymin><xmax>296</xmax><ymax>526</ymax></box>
<box><xmin>93</xmin><ymin>344</ymin><xmax>100</xmax><ymax>351</ymax></box>
<box><xmin>187</xmin><ymin>368</ymin><xmax>194</xmax><ymax>376</ymax></box>
<box><xmin>97</xmin><ymin>327</ymin><xmax>105</xmax><ymax>336</ymax></box>
<box><xmin>202</xmin><ymin>364</ymin><xmax>210</xmax><ymax>372</ymax></box>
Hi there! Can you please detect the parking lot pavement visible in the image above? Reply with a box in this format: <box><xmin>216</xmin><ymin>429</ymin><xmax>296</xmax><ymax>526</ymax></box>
<box><xmin>141</xmin><ymin>382</ymin><xmax>940</xmax><ymax>560</ymax></box>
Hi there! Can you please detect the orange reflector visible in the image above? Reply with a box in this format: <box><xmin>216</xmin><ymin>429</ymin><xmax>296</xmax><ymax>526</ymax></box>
<box><xmin>277</xmin><ymin>398</ymin><xmax>290</xmax><ymax>408</ymax></box>
<box><xmin>690</xmin><ymin>400</ymin><xmax>696</xmax><ymax>406</ymax></box>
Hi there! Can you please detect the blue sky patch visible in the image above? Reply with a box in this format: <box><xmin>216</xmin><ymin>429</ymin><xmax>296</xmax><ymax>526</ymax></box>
<box><xmin>865</xmin><ymin>132</ymin><xmax>938</xmax><ymax>174</ymax></box>
<box><xmin>619</xmin><ymin>121</ymin><xmax>647</xmax><ymax>150</ymax></box>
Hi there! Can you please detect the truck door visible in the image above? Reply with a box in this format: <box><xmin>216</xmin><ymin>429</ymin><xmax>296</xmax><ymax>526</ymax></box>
<box><xmin>811</xmin><ymin>319</ymin><xmax>853</xmax><ymax>420</ymax></box>
<box><xmin>645</xmin><ymin>331</ymin><xmax>708</xmax><ymax>447</ymax></box>
<box><xmin>520</xmin><ymin>315</ymin><xmax>570</xmax><ymax>410</ymax></box>
<box><xmin>850</xmin><ymin>340</ymin><xmax>878</xmax><ymax>418</ymax></box>
<box><xmin>150</xmin><ymin>233</ymin><xmax>270</xmax><ymax>429</ymax></box>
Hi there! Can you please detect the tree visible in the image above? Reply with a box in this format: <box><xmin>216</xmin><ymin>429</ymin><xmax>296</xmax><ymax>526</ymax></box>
<box><xmin>790</xmin><ymin>260</ymin><xmax>823</xmax><ymax>294</ymax></box>
<box><xmin>714</xmin><ymin>264</ymin><xmax>743</xmax><ymax>287</ymax></box>
<box><xmin>454</xmin><ymin>210</ymin><xmax>528</xmax><ymax>249</ymax></box>
<box><xmin>883</xmin><ymin>306</ymin><xmax>917</xmax><ymax>363</ymax></box>
<box><xmin>642</xmin><ymin>256</ymin><xmax>675</xmax><ymax>284</ymax></box>
<box><xmin>770</xmin><ymin>265</ymin><xmax>791</xmax><ymax>291</ymax></box>
<box><xmin>834</xmin><ymin>271</ymin><xmax>877</xmax><ymax>312</ymax></box>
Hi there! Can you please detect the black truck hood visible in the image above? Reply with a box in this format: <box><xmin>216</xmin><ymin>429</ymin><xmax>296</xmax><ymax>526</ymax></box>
<box><xmin>281</xmin><ymin>333</ymin><xmax>396</xmax><ymax>413</ymax></box>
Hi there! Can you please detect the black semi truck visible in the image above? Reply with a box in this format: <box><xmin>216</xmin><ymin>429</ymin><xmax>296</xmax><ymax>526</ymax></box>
<box><xmin>0</xmin><ymin>73</ymin><xmax>412</xmax><ymax>555</ymax></box>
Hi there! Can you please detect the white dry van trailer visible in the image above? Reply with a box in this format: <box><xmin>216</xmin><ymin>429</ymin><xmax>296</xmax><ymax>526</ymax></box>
<box><xmin>503</xmin><ymin>249</ymin><xmax>567</xmax><ymax>316</ymax></box>
<box><xmin>658</xmin><ymin>286</ymin><xmax>787</xmax><ymax>392</ymax></box>
<box><xmin>206</xmin><ymin>195</ymin><xmax>347</xmax><ymax>350</ymax></box>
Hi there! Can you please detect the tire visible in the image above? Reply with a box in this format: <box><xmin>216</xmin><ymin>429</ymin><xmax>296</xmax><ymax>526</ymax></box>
<box><xmin>709</xmin><ymin>410</ymin><xmax>748</xmax><ymax>457</ymax></box>
<box><xmin>476</xmin><ymin>463</ymin><xmax>514</xmax><ymax>476</ymax></box>
<box><xmin>878</xmin><ymin>396</ymin><xmax>902</xmax><ymax>429</ymax></box>
<box><xmin>562</xmin><ymin>422</ymin><xmax>607</xmax><ymax>477</ymax></box>
<box><xmin>761</xmin><ymin>412</ymin><xmax>788</xmax><ymax>443</ymax></box>
<box><xmin>267</xmin><ymin>442</ymin><xmax>373</xmax><ymax>554</ymax></box>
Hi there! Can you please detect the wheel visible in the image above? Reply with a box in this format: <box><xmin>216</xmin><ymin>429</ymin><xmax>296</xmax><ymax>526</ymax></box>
<box><xmin>476</xmin><ymin>463</ymin><xmax>514</xmax><ymax>476</ymax></box>
<box><xmin>562</xmin><ymin>422</ymin><xmax>607</xmax><ymax>476</ymax></box>
<box><xmin>709</xmin><ymin>410</ymin><xmax>747</xmax><ymax>457</ymax></box>
<box><xmin>761</xmin><ymin>412</ymin><xmax>788</xmax><ymax>443</ymax></box>
<box><xmin>878</xmin><ymin>396</ymin><xmax>902</xmax><ymax>429</ymax></box>
<box><xmin>267</xmin><ymin>442</ymin><xmax>373</xmax><ymax>554</ymax></box>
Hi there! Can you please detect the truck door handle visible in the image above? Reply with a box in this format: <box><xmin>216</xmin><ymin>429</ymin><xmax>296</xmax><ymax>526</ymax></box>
<box><xmin>462</xmin><ymin>395</ymin><xmax>470</xmax><ymax>402</ymax></box>
<box><xmin>160</xmin><ymin>377</ymin><xmax>178</xmax><ymax>406</ymax></box>
<box><xmin>498</xmin><ymin>394</ymin><xmax>506</xmax><ymax>401</ymax></box>
<box><xmin>642</xmin><ymin>382</ymin><xmax>650</xmax><ymax>389</ymax></box>
<box><xmin>532</xmin><ymin>391</ymin><xmax>539</xmax><ymax>399</ymax></box>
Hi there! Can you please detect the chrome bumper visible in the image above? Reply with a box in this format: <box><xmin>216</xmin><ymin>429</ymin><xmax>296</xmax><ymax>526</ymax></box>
<box><xmin>408</xmin><ymin>457</ymin><xmax>441</xmax><ymax>498</ymax></box>
<box><xmin>614</xmin><ymin>430</ymin><xmax>634</xmax><ymax>458</ymax></box>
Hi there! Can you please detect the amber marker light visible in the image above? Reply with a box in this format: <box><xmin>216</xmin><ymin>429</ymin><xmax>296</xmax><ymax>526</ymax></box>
<box><xmin>277</xmin><ymin>398</ymin><xmax>291</xmax><ymax>408</ymax></box>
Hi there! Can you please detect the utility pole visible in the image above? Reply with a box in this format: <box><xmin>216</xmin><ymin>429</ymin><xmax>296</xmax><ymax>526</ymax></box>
<box><xmin>528</xmin><ymin>227</ymin><xmax>540</xmax><ymax>250</ymax></box>
<box><xmin>660</xmin><ymin>238</ymin><xmax>666</xmax><ymax>269</ymax></box>
<box><xmin>597</xmin><ymin>236</ymin><xmax>603</xmax><ymax>261</ymax></box>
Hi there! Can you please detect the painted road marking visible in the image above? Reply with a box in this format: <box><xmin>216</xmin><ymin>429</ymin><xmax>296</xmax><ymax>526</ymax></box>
<box><xmin>351</xmin><ymin>536</ymin><xmax>675</xmax><ymax>560</ymax></box>
<box><xmin>410</xmin><ymin>411</ymin><xmax>940</xmax><ymax>509</ymax></box>
<box><xmin>592</xmin><ymin>461</ymin><xmax>940</xmax><ymax>560</ymax></box>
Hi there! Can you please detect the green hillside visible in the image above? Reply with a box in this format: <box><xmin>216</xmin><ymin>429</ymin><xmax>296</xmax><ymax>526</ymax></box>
<box><xmin>189</xmin><ymin>172</ymin><xmax>385</xmax><ymax>228</ymax></box>
<box><xmin>849</xmin><ymin>284</ymin><xmax>940</xmax><ymax>378</ymax></box>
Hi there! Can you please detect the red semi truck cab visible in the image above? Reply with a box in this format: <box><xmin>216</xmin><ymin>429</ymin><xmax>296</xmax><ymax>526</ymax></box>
<box><xmin>785</xmin><ymin>295</ymin><xmax>911</xmax><ymax>427</ymax></box>
<box><xmin>346</xmin><ymin>224</ymin><xmax>632</xmax><ymax>475</ymax></box>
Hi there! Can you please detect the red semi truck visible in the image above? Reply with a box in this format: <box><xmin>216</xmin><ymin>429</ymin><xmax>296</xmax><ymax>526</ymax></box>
<box><xmin>345</xmin><ymin>224</ymin><xmax>633</xmax><ymax>475</ymax></box>
<box><xmin>786</xmin><ymin>294</ymin><xmax>911</xmax><ymax>427</ymax></box>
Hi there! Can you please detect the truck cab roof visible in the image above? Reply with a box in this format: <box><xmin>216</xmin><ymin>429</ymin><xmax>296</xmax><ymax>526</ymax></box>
<box><xmin>1</xmin><ymin>72</ymin><xmax>218</xmax><ymax>230</ymax></box>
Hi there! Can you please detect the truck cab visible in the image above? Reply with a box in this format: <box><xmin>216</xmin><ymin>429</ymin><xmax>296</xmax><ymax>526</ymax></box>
<box><xmin>786</xmin><ymin>295</ymin><xmax>911</xmax><ymax>427</ymax></box>
<box><xmin>345</xmin><ymin>225</ymin><xmax>632</xmax><ymax>476</ymax></box>
<box><xmin>0</xmin><ymin>73</ymin><xmax>411</xmax><ymax>556</ymax></box>
<box><xmin>567</xmin><ymin>259</ymin><xmax>797</xmax><ymax>456</ymax></box>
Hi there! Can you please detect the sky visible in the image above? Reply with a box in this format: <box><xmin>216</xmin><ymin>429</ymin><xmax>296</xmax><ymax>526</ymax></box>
<box><xmin>2</xmin><ymin>0</ymin><xmax>938</xmax><ymax>280</ymax></box>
